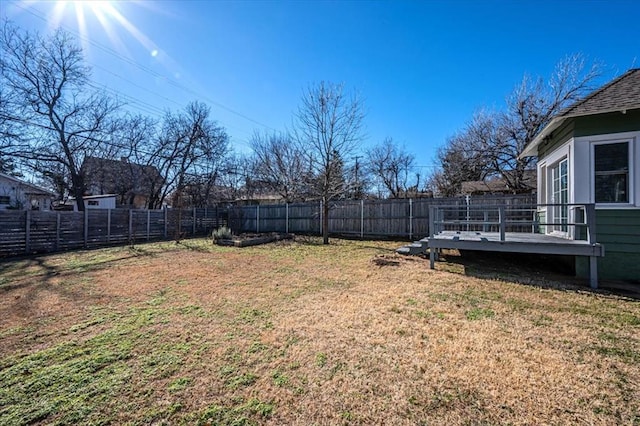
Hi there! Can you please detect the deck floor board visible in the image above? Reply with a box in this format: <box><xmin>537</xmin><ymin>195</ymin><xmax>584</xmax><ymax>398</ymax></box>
<box><xmin>427</xmin><ymin>231</ymin><xmax>604</xmax><ymax>257</ymax></box>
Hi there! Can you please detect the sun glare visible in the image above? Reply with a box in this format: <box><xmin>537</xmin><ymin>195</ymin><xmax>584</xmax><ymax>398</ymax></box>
<box><xmin>47</xmin><ymin>0</ymin><xmax>158</xmax><ymax>59</ymax></box>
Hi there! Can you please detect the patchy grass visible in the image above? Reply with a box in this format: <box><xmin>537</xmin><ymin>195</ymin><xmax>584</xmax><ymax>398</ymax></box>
<box><xmin>1</xmin><ymin>237</ymin><xmax>639</xmax><ymax>425</ymax></box>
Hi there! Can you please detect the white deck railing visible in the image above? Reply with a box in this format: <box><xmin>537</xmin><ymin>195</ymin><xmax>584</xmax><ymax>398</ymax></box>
<box><xmin>429</xmin><ymin>203</ymin><xmax>597</xmax><ymax>244</ymax></box>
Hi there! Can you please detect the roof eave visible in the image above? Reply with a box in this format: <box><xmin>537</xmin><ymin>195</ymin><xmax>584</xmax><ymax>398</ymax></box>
<box><xmin>519</xmin><ymin>117</ymin><xmax>565</xmax><ymax>159</ymax></box>
<box><xmin>518</xmin><ymin>105</ymin><xmax>640</xmax><ymax>159</ymax></box>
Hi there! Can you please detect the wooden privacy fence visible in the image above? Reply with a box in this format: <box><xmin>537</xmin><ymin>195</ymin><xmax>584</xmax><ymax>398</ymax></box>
<box><xmin>0</xmin><ymin>194</ymin><xmax>536</xmax><ymax>257</ymax></box>
<box><xmin>0</xmin><ymin>207</ymin><xmax>226</xmax><ymax>257</ymax></box>
<box><xmin>228</xmin><ymin>194</ymin><xmax>537</xmax><ymax>239</ymax></box>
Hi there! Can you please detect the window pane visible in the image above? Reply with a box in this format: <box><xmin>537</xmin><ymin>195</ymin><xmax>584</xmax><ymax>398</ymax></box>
<box><xmin>595</xmin><ymin>173</ymin><xmax>628</xmax><ymax>203</ymax></box>
<box><xmin>595</xmin><ymin>142</ymin><xmax>628</xmax><ymax>172</ymax></box>
<box><xmin>594</xmin><ymin>142</ymin><xmax>629</xmax><ymax>203</ymax></box>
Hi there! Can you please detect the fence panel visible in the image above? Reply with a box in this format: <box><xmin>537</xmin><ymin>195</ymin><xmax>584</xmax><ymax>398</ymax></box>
<box><xmin>25</xmin><ymin>211</ymin><xmax>58</xmax><ymax>253</ymax></box>
<box><xmin>57</xmin><ymin>212</ymin><xmax>85</xmax><ymax>251</ymax></box>
<box><xmin>288</xmin><ymin>203</ymin><xmax>320</xmax><ymax>234</ymax></box>
<box><xmin>329</xmin><ymin>200</ymin><xmax>362</xmax><ymax>235</ymax></box>
<box><xmin>362</xmin><ymin>199</ymin><xmax>409</xmax><ymax>237</ymax></box>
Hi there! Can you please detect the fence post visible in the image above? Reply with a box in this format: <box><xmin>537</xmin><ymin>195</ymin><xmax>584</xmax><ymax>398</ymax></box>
<box><xmin>129</xmin><ymin>209</ymin><xmax>133</xmax><ymax>242</ymax></box>
<box><xmin>193</xmin><ymin>207</ymin><xmax>196</xmax><ymax>236</ymax></box>
<box><xmin>56</xmin><ymin>211</ymin><xmax>60</xmax><ymax>251</ymax></box>
<box><xmin>360</xmin><ymin>199</ymin><xmax>364</xmax><ymax>239</ymax></box>
<box><xmin>319</xmin><ymin>200</ymin><xmax>323</xmax><ymax>236</ymax></box>
<box><xmin>256</xmin><ymin>205</ymin><xmax>260</xmax><ymax>233</ymax></box>
<box><xmin>164</xmin><ymin>207</ymin><xmax>168</xmax><ymax>239</ymax></box>
<box><xmin>499</xmin><ymin>206</ymin><xmax>506</xmax><ymax>241</ymax></box>
<box><xmin>147</xmin><ymin>209</ymin><xmax>151</xmax><ymax>241</ymax></box>
<box><xmin>107</xmin><ymin>209</ymin><xmax>111</xmax><ymax>243</ymax></box>
<box><xmin>25</xmin><ymin>210</ymin><xmax>31</xmax><ymax>254</ymax></box>
<box><xmin>409</xmin><ymin>198</ymin><xmax>413</xmax><ymax>240</ymax></box>
<box><xmin>428</xmin><ymin>206</ymin><xmax>434</xmax><ymax>238</ymax></box>
<box><xmin>286</xmin><ymin>203</ymin><xmax>289</xmax><ymax>234</ymax></box>
<box><xmin>84</xmin><ymin>209</ymin><xmax>89</xmax><ymax>248</ymax></box>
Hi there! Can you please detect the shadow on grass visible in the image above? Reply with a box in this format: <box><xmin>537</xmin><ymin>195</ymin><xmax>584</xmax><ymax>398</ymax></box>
<box><xmin>0</xmin><ymin>245</ymin><xmax>164</xmax><ymax>318</ymax></box>
<box><xmin>173</xmin><ymin>239</ymin><xmax>215</xmax><ymax>253</ymax></box>
<box><xmin>437</xmin><ymin>249</ymin><xmax>640</xmax><ymax>301</ymax></box>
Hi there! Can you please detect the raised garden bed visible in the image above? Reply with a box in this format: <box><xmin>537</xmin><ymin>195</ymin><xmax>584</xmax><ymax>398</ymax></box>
<box><xmin>215</xmin><ymin>233</ymin><xmax>294</xmax><ymax>247</ymax></box>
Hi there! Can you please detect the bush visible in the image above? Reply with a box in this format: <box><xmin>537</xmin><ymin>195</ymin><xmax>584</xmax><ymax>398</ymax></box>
<box><xmin>212</xmin><ymin>226</ymin><xmax>233</xmax><ymax>242</ymax></box>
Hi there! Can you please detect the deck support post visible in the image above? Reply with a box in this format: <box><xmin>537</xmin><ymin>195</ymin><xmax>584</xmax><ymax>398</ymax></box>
<box><xmin>499</xmin><ymin>206</ymin><xmax>506</xmax><ymax>241</ymax></box>
<box><xmin>589</xmin><ymin>256</ymin><xmax>598</xmax><ymax>289</ymax></box>
<box><xmin>429</xmin><ymin>246</ymin><xmax>435</xmax><ymax>269</ymax></box>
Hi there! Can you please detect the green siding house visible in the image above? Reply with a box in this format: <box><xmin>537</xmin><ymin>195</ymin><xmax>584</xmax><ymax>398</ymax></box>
<box><xmin>520</xmin><ymin>68</ymin><xmax>640</xmax><ymax>282</ymax></box>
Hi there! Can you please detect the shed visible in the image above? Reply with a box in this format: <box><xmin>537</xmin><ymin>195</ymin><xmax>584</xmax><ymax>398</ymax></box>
<box><xmin>69</xmin><ymin>194</ymin><xmax>117</xmax><ymax>211</ymax></box>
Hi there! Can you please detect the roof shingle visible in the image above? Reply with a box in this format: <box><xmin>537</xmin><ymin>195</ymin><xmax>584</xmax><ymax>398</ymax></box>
<box><xmin>560</xmin><ymin>68</ymin><xmax>640</xmax><ymax>117</ymax></box>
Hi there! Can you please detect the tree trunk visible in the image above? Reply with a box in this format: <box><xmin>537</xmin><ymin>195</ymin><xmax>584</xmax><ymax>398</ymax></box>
<box><xmin>71</xmin><ymin>172</ymin><xmax>85</xmax><ymax>211</ymax></box>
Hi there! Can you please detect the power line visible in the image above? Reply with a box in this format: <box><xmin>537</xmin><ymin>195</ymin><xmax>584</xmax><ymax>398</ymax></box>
<box><xmin>0</xmin><ymin>113</ymin><xmax>227</xmax><ymax>162</ymax></box>
<box><xmin>7</xmin><ymin>0</ymin><xmax>278</xmax><ymax>133</ymax></box>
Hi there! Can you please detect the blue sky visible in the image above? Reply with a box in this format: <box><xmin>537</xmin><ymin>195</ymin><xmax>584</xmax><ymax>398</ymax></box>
<box><xmin>3</xmin><ymin>0</ymin><xmax>639</xmax><ymax>177</ymax></box>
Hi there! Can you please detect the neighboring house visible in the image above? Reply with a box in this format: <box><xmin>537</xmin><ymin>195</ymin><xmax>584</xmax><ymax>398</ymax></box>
<box><xmin>170</xmin><ymin>183</ymin><xmax>237</xmax><ymax>208</ymax></box>
<box><xmin>81</xmin><ymin>157</ymin><xmax>163</xmax><ymax>209</ymax></box>
<box><xmin>520</xmin><ymin>68</ymin><xmax>640</xmax><ymax>281</ymax></box>
<box><xmin>461</xmin><ymin>170</ymin><xmax>537</xmax><ymax>195</ymax></box>
<box><xmin>68</xmin><ymin>194</ymin><xmax>117</xmax><ymax>211</ymax></box>
<box><xmin>234</xmin><ymin>192</ymin><xmax>286</xmax><ymax>206</ymax></box>
<box><xmin>0</xmin><ymin>173</ymin><xmax>55</xmax><ymax>210</ymax></box>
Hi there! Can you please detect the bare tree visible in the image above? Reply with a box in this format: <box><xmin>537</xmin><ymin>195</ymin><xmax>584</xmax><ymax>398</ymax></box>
<box><xmin>148</xmin><ymin>101</ymin><xmax>229</xmax><ymax>209</ymax></box>
<box><xmin>294</xmin><ymin>81</ymin><xmax>365</xmax><ymax>244</ymax></box>
<box><xmin>366</xmin><ymin>137</ymin><xmax>417</xmax><ymax>198</ymax></box>
<box><xmin>79</xmin><ymin>114</ymin><xmax>163</xmax><ymax>208</ymax></box>
<box><xmin>0</xmin><ymin>85</ymin><xmax>23</xmax><ymax>175</ymax></box>
<box><xmin>218</xmin><ymin>153</ymin><xmax>255</xmax><ymax>203</ymax></box>
<box><xmin>0</xmin><ymin>23</ymin><xmax>119</xmax><ymax>210</ymax></box>
<box><xmin>499</xmin><ymin>54</ymin><xmax>601</xmax><ymax>190</ymax></box>
<box><xmin>430</xmin><ymin>128</ymin><xmax>492</xmax><ymax>197</ymax></box>
<box><xmin>250</xmin><ymin>131</ymin><xmax>311</xmax><ymax>202</ymax></box>
<box><xmin>432</xmin><ymin>54</ymin><xmax>601</xmax><ymax>196</ymax></box>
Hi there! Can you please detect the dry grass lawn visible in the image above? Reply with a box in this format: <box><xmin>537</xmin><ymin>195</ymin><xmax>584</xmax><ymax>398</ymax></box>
<box><xmin>1</xmin><ymin>237</ymin><xmax>638</xmax><ymax>425</ymax></box>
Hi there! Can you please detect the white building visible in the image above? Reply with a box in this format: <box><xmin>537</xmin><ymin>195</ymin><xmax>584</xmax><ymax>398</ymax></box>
<box><xmin>68</xmin><ymin>194</ymin><xmax>117</xmax><ymax>211</ymax></box>
<box><xmin>0</xmin><ymin>173</ymin><xmax>55</xmax><ymax>210</ymax></box>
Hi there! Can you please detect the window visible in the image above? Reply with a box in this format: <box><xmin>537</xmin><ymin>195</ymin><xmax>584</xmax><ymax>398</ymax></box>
<box><xmin>551</xmin><ymin>159</ymin><xmax>568</xmax><ymax>233</ymax></box>
<box><xmin>0</xmin><ymin>196</ymin><xmax>10</xmax><ymax>204</ymax></box>
<box><xmin>88</xmin><ymin>200</ymin><xmax>99</xmax><ymax>206</ymax></box>
<box><xmin>594</xmin><ymin>142</ymin><xmax>629</xmax><ymax>203</ymax></box>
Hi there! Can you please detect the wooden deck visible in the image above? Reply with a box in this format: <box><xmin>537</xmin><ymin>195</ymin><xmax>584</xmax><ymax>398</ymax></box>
<box><xmin>427</xmin><ymin>203</ymin><xmax>605</xmax><ymax>289</ymax></box>
<box><xmin>428</xmin><ymin>231</ymin><xmax>604</xmax><ymax>289</ymax></box>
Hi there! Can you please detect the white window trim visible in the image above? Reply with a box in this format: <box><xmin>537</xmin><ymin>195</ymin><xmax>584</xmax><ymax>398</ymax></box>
<box><xmin>537</xmin><ymin>139</ymin><xmax>572</xmax><ymax>207</ymax></box>
<box><xmin>583</xmin><ymin>132</ymin><xmax>637</xmax><ymax>208</ymax></box>
<box><xmin>537</xmin><ymin>141</ymin><xmax>573</xmax><ymax>238</ymax></box>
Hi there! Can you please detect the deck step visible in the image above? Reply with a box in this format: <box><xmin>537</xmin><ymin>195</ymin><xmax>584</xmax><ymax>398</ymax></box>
<box><xmin>396</xmin><ymin>241</ymin><xmax>429</xmax><ymax>256</ymax></box>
